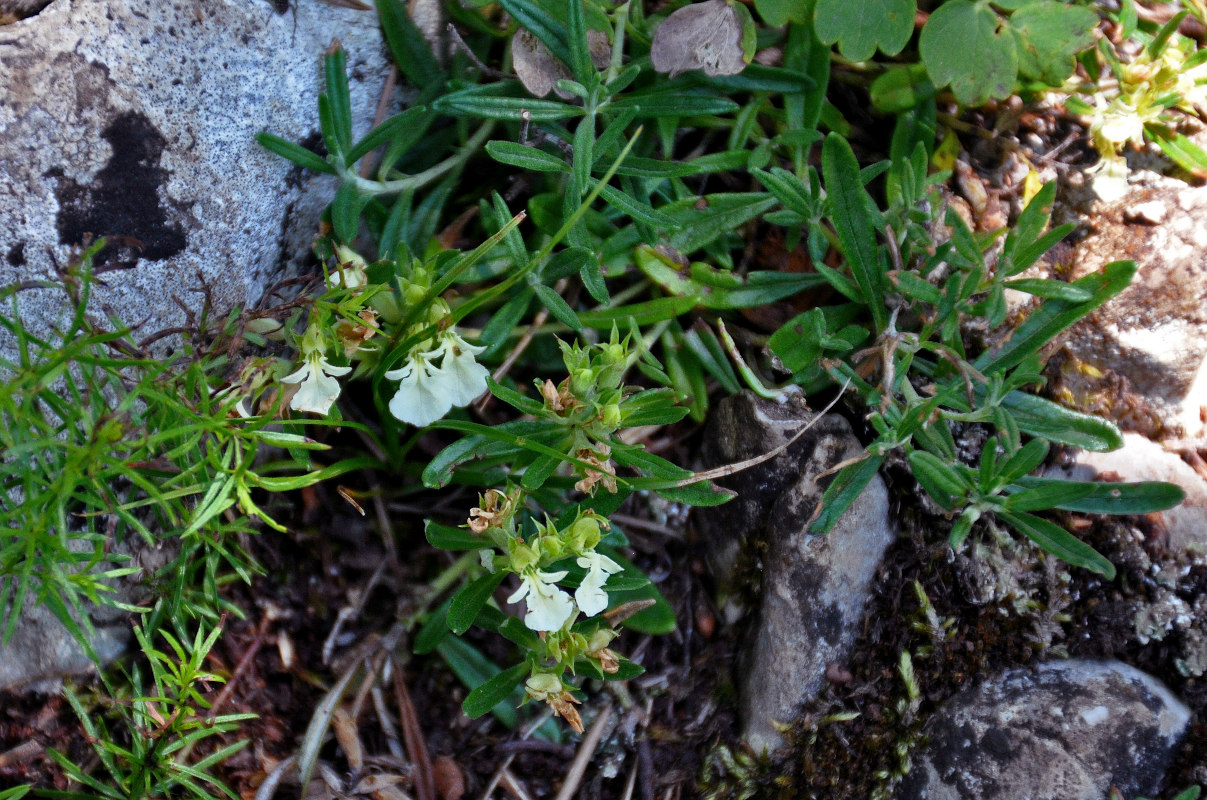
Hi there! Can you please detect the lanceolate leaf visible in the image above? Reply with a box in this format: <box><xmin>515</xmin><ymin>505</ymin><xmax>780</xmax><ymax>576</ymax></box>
<box><xmin>974</xmin><ymin>260</ymin><xmax>1137</xmax><ymax>376</ymax></box>
<box><xmin>822</xmin><ymin>134</ymin><xmax>887</xmax><ymax>330</ymax></box>
<box><xmin>455</xmin><ymin>651</ymin><xmax>526</xmax><ymax>722</ymax></box>
<box><xmin>1011</xmin><ymin>476</ymin><xmax>1185</xmax><ymax>514</ymax></box>
<box><xmin>998</xmin><ymin>509</ymin><xmax>1116</xmax><ymax>578</ymax></box>
<box><xmin>448</xmin><ymin>571</ymin><xmax>507</xmax><ymax>635</ymax></box>
<box><xmin>997</xmin><ymin>390</ymin><xmax>1124</xmax><ymax>452</ymax></box>
<box><xmin>810</xmin><ymin>454</ymin><xmax>886</xmax><ymax>534</ymax></box>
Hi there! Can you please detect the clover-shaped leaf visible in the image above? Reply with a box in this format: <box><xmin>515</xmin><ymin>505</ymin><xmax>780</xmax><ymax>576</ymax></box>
<box><xmin>1011</xmin><ymin>2</ymin><xmax>1098</xmax><ymax>85</ymax></box>
<box><xmin>754</xmin><ymin>0</ymin><xmax>809</xmax><ymax>26</ymax></box>
<box><xmin>919</xmin><ymin>0</ymin><xmax>1017</xmax><ymax>106</ymax></box>
<box><xmin>815</xmin><ymin>0</ymin><xmax>915</xmax><ymax>62</ymax></box>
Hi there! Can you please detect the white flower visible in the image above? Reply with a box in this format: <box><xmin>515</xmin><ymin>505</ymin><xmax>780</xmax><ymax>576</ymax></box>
<box><xmin>433</xmin><ymin>331</ymin><xmax>489</xmax><ymax>406</ymax></box>
<box><xmin>281</xmin><ymin>351</ymin><xmax>351</xmax><ymax>415</ymax></box>
<box><xmin>1089</xmin><ymin>154</ymin><xmax>1131</xmax><ymax>202</ymax></box>
<box><xmin>385</xmin><ymin>350</ymin><xmax>453</xmax><ymax>427</ymax></box>
<box><xmin>574</xmin><ymin>550</ymin><xmax>622</xmax><ymax>616</ymax></box>
<box><xmin>508</xmin><ymin>568</ymin><xmax>574</xmax><ymax>631</ymax></box>
<box><xmin>385</xmin><ymin>331</ymin><xmax>489</xmax><ymax>426</ymax></box>
<box><xmin>329</xmin><ymin>245</ymin><xmax>368</xmax><ymax>289</ymax></box>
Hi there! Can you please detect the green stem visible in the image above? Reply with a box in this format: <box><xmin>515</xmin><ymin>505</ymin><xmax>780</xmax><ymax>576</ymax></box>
<box><xmin>606</xmin><ymin>2</ymin><xmax>631</xmax><ymax>85</ymax></box>
<box><xmin>340</xmin><ymin>121</ymin><xmax>495</xmax><ymax>198</ymax></box>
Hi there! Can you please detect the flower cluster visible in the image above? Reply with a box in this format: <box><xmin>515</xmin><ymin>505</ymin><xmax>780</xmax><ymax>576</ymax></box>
<box><xmin>1076</xmin><ymin>33</ymin><xmax>1207</xmax><ymax>201</ymax></box>
<box><xmin>271</xmin><ymin>246</ymin><xmax>489</xmax><ymax>426</ymax></box>
<box><xmin>534</xmin><ymin>331</ymin><xmax>639</xmax><ymax>496</ymax></box>
<box><xmin>385</xmin><ymin>314</ymin><xmax>489</xmax><ymax>427</ymax></box>
<box><xmin>467</xmin><ymin>489</ymin><xmax>629</xmax><ymax>730</ymax></box>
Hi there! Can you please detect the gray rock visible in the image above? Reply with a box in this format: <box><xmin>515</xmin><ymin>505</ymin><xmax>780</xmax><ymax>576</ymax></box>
<box><xmin>0</xmin><ymin>600</ymin><xmax>129</xmax><ymax>692</ymax></box>
<box><xmin>1051</xmin><ymin>165</ymin><xmax>1207</xmax><ymax>440</ymax></box>
<box><xmin>0</xmin><ymin>0</ymin><xmax>388</xmax><ymax>686</ymax></box>
<box><xmin>897</xmin><ymin>659</ymin><xmax>1190</xmax><ymax>800</ymax></box>
<box><xmin>1045</xmin><ymin>433</ymin><xmax>1207</xmax><ymax>556</ymax></box>
<box><xmin>697</xmin><ymin>391</ymin><xmax>895</xmax><ymax>754</ymax></box>
<box><xmin>0</xmin><ymin>0</ymin><xmax>391</xmax><ymax>359</ymax></box>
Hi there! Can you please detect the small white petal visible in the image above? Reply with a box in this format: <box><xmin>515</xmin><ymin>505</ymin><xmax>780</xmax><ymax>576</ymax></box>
<box><xmin>508</xmin><ymin>570</ymin><xmax>574</xmax><ymax>632</ymax></box>
<box><xmin>387</xmin><ymin>354</ymin><xmax>454</xmax><ymax>427</ymax></box>
<box><xmin>281</xmin><ymin>353</ymin><xmax>349</xmax><ymax>415</ymax></box>
<box><xmin>574</xmin><ymin>552</ymin><xmax>622</xmax><ymax>616</ymax></box>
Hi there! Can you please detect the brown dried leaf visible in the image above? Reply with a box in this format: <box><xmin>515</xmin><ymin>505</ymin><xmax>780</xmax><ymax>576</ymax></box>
<box><xmin>512</xmin><ymin>29</ymin><xmax>572</xmax><ymax>98</ymax></box>
<box><xmin>331</xmin><ymin>706</ymin><xmax>364</xmax><ymax>773</ymax></box>
<box><xmin>650</xmin><ymin>0</ymin><xmax>746</xmax><ymax>78</ymax></box>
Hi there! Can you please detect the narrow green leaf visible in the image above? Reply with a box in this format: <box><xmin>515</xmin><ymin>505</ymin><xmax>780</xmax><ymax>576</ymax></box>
<box><xmin>810</xmin><ymin>455</ymin><xmax>886</xmax><ymax>534</ymax></box>
<box><xmin>576</xmin><ymin>296</ymin><xmax>700</xmax><ymax>328</ymax></box>
<box><xmin>1012</xmin><ymin>476</ymin><xmax>1185</xmax><ymax>514</ymax></box>
<box><xmin>498</xmin><ymin>0</ymin><xmax>573</xmax><ymax>68</ymax></box>
<box><xmin>435</xmin><ymin>88</ymin><xmax>583</xmax><ymax>121</ymax></box>
<box><xmin>346</xmin><ymin>106</ymin><xmax>433</xmax><ymax>165</ymax></box>
<box><xmin>974</xmin><ymin>260</ymin><xmax>1136</xmax><ymax>375</ymax></box>
<box><xmin>608</xmin><ymin>92</ymin><xmax>741</xmax><ymax>118</ymax></box>
<box><xmin>331</xmin><ymin>182</ymin><xmax>367</xmax><ymax>243</ymax></box>
<box><xmin>521</xmin><ymin>453</ymin><xmax>563</xmax><ymax>490</ymax></box>
<box><xmin>255</xmin><ymin>133</ymin><xmax>335</xmax><ymax>174</ymax></box>
<box><xmin>461</xmin><ymin>661</ymin><xmax>529</xmax><ymax>719</ymax></box>
<box><xmin>565</xmin><ymin>0</ymin><xmax>593</xmax><ymax>86</ymax></box>
<box><xmin>998</xmin><ymin>390</ymin><xmax>1124</xmax><ymax>452</ymax></box>
<box><xmin>426</xmin><ymin>520</ymin><xmax>487</xmax><ymax>551</ymax></box>
<box><xmin>1002</xmin><ymin>481</ymin><xmax>1096</xmax><ymax>512</ymax></box>
<box><xmin>595</xmin><ymin>183</ymin><xmax>676</xmax><ymax>228</ymax></box>
<box><xmin>994</xmin><ymin>438</ymin><xmax>1050</xmax><ymax>486</ymax></box>
<box><xmin>1003</xmin><ymin>278</ymin><xmax>1093</xmax><ymax>302</ymax></box>
<box><xmin>822</xmin><ymin>133</ymin><xmax>887</xmax><ymax>330</ymax></box>
<box><xmin>998</xmin><ymin>509</ymin><xmax>1115</xmax><ymax>578</ymax></box>
<box><xmin>486</xmin><ymin>141</ymin><xmax>570</xmax><ymax>173</ymax></box>
<box><xmin>413</xmin><ymin>597</ymin><xmax>452</xmax><ymax>654</ymax></box>
<box><xmin>324</xmin><ymin>46</ymin><xmax>353</xmax><ymax>152</ymax></box>
<box><xmin>530</xmin><ymin>283</ymin><xmax>581</xmax><ymax>331</ymax></box>
<box><xmin>375</xmin><ymin>0</ymin><xmax>444</xmax><ymax>88</ymax></box>
<box><xmin>438</xmin><ymin>637</ymin><xmax>521</xmax><ymax>728</ymax></box>
<box><xmin>448</xmin><ymin>571</ymin><xmax>507</xmax><ymax>635</ymax></box>
<box><xmin>908</xmin><ymin>450</ymin><xmax>968</xmax><ymax>509</ymax></box>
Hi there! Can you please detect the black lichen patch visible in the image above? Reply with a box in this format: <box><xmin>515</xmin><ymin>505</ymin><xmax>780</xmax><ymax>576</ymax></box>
<box><xmin>6</xmin><ymin>242</ymin><xmax>25</xmax><ymax>267</ymax></box>
<box><xmin>46</xmin><ymin>112</ymin><xmax>188</xmax><ymax>264</ymax></box>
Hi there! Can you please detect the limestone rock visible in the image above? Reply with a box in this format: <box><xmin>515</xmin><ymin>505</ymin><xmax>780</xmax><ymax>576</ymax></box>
<box><xmin>0</xmin><ymin>601</ymin><xmax>129</xmax><ymax>692</ymax></box>
<box><xmin>0</xmin><ymin>0</ymin><xmax>389</xmax><ymax>685</ymax></box>
<box><xmin>897</xmin><ymin>659</ymin><xmax>1190</xmax><ymax>800</ymax></box>
<box><xmin>1051</xmin><ymin>166</ymin><xmax>1207</xmax><ymax>440</ymax></box>
<box><xmin>0</xmin><ymin>0</ymin><xmax>391</xmax><ymax>360</ymax></box>
<box><xmin>1046</xmin><ymin>433</ymin><xmax>1207</xmax><ymax>556</ymax></box>
<box><xmin>697</xmin><ymin>391</ymin><xmax>895</xmax><ymax>753</ymax></box>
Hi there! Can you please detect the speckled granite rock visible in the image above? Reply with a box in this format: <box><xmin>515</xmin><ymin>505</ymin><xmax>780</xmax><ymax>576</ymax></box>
<box><xmin>0</xmin><ymin>0</ymin><xmax>388</xmax><ymax>686</ymax></box>
<box><xmin>0</xmin><ymin>0</ymin><xmax>390</xmax><ymax>360</ymax></box>
<box><xmin>697</xmin><ymin>391</ymin><xmax>895</xmax><ymax>754</ymax></box>
<box><xmin>896</xmin><ymin>659</ymin><xmax>1190</xmax><ymax>800</ymax></box>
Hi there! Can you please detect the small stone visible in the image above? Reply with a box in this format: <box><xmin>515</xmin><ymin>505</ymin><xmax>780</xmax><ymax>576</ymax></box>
<box><xmin>696</xmin><ymin>392</ymin><xmax>895</xmax><ymax>753</ymax></box>
<box><xmin>1054</xmin><ymin>163</ymin><xmax>1207</xmax><ymax>439</ymax></box>
<box><xmin>1124</xmin><ymin>200</ymin><xmax>1169</xmax><ymax>225</ymax></box>
<box><xmin>896</xmin><ymin>659</ymin><xmax>1190</xmax><ymax>800</ymax></box>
